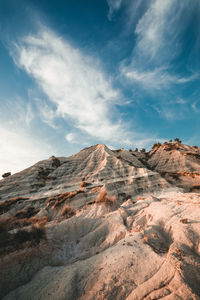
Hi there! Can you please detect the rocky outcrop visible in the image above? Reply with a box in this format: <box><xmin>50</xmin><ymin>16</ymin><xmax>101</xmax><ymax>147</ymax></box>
<box><xmin>0</xmin><ymin>143</ymin><xmax>200</xmax><ymax>299</ymax></box>
<box><xmin>147</xmin><ymin>143</ymin><xmax>200</xmax><ymax>191</ymax></box>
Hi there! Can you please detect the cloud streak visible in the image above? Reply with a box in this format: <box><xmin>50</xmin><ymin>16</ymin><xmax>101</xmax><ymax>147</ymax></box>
<box><xmin>121</xmin><ymin>0</ymin><xmax>199</xmax><ymax>90</ymax></box>
<box><xmin>107</xmin><ymin>0</ymin><xmax>123</xmax><ymax>19</ymax></box>
<box><xmin>122</xmin><ymin>67</ymin><xmax>197</xmax><ymax>90</ymax></box>
<box><xmin>12</xmin><ymin>28</ymin><xmax>131</xmax><ymax>145</ymax></box>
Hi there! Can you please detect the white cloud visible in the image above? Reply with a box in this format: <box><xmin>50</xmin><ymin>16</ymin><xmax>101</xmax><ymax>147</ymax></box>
<box><xmin>65</xmin><ymin>133</ymin><xmax>75</xmax><ymax>143</ymax></box>
<box><xmin>133</xmin><ymin>0</ymin><xmax>199</xmax><ymax>62</ymax></box>
<box><xmin>25</xmin><ymin>101</ymin><xmax>34</xmax><ymax>125</ymax></box>
<box><xmin>120</xmin><ymin>0</ymin><xmax>199</xmax><ymax>90</ymax></box>
<box><xmin>192</xmin><ymin>101</ymin><xmax>200</xmax><ymax>112</ymax></box>
<box><xmin>0</xmin><ymin>128</ymin><xmax>53</xmax><ymax>176</ymax></box>
<box><xmin>107</xmin><ymin>0</ymin><xmax>123</xmax><ymax>19</ymax></box>
<box><xmin>12</xmin><ymin>28</ymin><xmax>131</xmax><ymax>145</ymax></box>
<box><xmin>0</xmin><ymin>97</ymin><xmax>35</xmax><ymax>127</ymax></box>
<box><xmin>135</xmin><ymin>0</ymin><xmax>175</xmax><ymax>60</ymax></box>
<box><xmin>34</xmin><ymin>98</ymin><xmax>58</xmax><ymax>129</ymax></box>
<box><xmin>175</xmin><ymin>98</ymin><xmax>186</xmax><ymax>105</ymax></box>
<box><xmin>122</xmin><ymin>67</ymin><xmax>197</xmax><ymax>90</ymax></box>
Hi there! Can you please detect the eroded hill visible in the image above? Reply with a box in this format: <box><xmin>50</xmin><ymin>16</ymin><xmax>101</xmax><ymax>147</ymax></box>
<box><xmin>0</xmin><ymin>142</ymin><xmax>200</xmax><ymax>299</ymax></box>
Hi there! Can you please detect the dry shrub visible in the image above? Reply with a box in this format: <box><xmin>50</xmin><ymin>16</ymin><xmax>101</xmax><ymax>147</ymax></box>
<box><xmin>11</xmin><ymin>225</ymin><xmax>45</xmax><ymax>247</ymax></box>
<box><xmin>0</xmin><ymin>222</ymin><xmax>9</xmax><ymax>248</ymax></box>
<box><xmin>79</xmin><ymin>181</ymin><xmax>90</xmax><ymax>191</ymax></box>
<box><xmin>80</xmin><ymin>181</ymin><xmax>89</xmax><ymax>188</ymax></box>
<box><xmin>176</xmin><ymin>171</ymin><xmax>200</xmax><ymax>178</ymax></box>
<box><xmin>0</xmin><ymin>221</ymin><xmax>46</xmax><ymax>256</ymax></box>
<box><xmin>175</xmin><ymin>248</ymin><xmax>184</xmax><ymax>258</ymax></box>
<box><xmin>189</xmin><ymin>185</ymin><xmax>200</xmax><ymax>192</ymax></box>
<box><xmin>96</xmin><ymin>189</ymin><xmax>116</xmax><ymax>206</ymax></box>
<box><xmin>33</xmin><ymin>216</ymin><xmax>48</xmax><ymax>227</ymax></box>
<box><xmin>179</xmin><ymin>218</ymin><xmax>188</xmax><ymax>224</ymax></box>
<box><xmin>143</xmin><ymin>235</ymin><xmax>148</xmax><ymax>243</ymax></box>
<box><xmin>136</xmin><ymin>196</ymin><xmax>146</xmax><ymax>202</ymax></box>
<box><xmin>14</xmin><ymin>209</ymin><xmax>25</xmax><ymax>218</ymax></box>
<box><xmin>29</xmin><ymin>225</ymin><xmax>46</xmax><ymax>244</ymax></box>
<box><xmin>47</xmin><ymin>189</ymin><xmax>84</xmax><ymax>209</ymax></box>
<box><xmin>89</xmin><ymin>186</ymin><xmax>102</xmax><ymax>193</ymax></box>
<box><xmin>61</xmin><ymin>205</ymin><xmax>74</xmax><ymax>218</ymax></box>
<box><xmin>14</xmin><ymin>206</ymin><xmax>38</xmax><ymax>219</ymax></box>
<box><xmin>0</xmin><ymin>215</ymin><xmax>48</xmax><ymax>231</ymax></box>
<box><xmin>0</xmin><ymin>197</ymin><xmax>29</xmax><ymax>215</ymax></box>
<box><xmin>2</xmin><ymin>172</ymin><xmax>11</xmax><ymax>178</ymax></box>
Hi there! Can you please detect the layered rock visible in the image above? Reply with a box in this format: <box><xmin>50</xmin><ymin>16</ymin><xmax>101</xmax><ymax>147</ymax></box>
<box><xmin>147</xmin><ymin>143</ymin><xmax>200</xmax><ymax>191</ymax></box>
<box><xmin>0</xmin><ymin>143</ymin><xmax>200</xmax><ymax>299</ymax></box>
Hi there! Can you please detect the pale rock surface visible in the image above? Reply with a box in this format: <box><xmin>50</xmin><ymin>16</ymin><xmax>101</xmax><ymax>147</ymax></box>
<box><xmin>0</xmin><ymin>143</ymin><xmax>200</xmax><ymax>299</ymax></box>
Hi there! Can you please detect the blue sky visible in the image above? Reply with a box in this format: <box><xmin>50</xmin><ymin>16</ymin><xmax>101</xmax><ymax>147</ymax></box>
<box><xmin>0</xmin><ymin>0</ymin><xmax>200</xmax><ymax>174</ymax></box>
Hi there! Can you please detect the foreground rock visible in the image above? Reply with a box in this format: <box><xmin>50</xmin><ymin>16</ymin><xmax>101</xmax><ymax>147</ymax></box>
<box><xmin>0</xmin><ymin>143</ymin><xmax>200</xmax><ymax>299</ymax></box>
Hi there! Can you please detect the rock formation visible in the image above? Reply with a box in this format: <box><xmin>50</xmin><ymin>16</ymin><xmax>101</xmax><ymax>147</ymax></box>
<box><xmin>0</xmin><ymin>142</ymin><xmax>200</xmax><ymax>299</ymax></box>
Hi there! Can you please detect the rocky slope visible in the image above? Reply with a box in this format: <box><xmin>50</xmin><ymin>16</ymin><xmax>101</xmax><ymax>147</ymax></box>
<box><xmin>0</xmin><ymin>142</ymin><xmax>200</xmax><ymax>299</ymax></box>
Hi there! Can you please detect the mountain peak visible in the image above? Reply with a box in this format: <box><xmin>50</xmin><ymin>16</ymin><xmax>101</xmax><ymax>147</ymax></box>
<box><xmin>0</xmin><ymin>142</ymin><xmax>200</xmax><ymax>299</ymax></box>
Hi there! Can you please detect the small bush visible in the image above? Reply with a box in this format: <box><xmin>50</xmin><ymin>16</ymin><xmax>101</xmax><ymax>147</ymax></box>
<box><xmin>174</xmin><ymin>138</ymin><xmax>180</xmax><ymax>142</ymax></box>
<box><xmin>12</xmin><ymin>225</ymin><xmax>45</xmax><ymax>246</ymax></box>
<box><xmin>2</xmin><ymin>172</ymin><xmax>11</xmax><ymax>178</ymax></box>
<box><xmin>30</xmin><ymin>225</ymin><xmax>46</xmax><ymax>244</ymax></box>
<box><xmin>179</xmin><ymin>218</ymin><xmax>188</xmax><ymax>224</ymax></box>
<box><xmin>0</xmin><ymin>224</ymin><xmax>10</xmax><ymax>248</ymax></box>
<box><xmin>0</xmin><ymin>214</ymin><xmax>48</xmax><ymax>231</ymax></box>
<box><xmin>0</xmin><ymin>197</ymin><xmax>29</xmax><ymax>215</ymax></box>
<box><xmin>15</xmin><ymin>206</ymin><xmax>38</xmax><ymax>219</ymax></box>
<box><xmin>136</xmin><ymin>196</ymin><xmax>146</xmax><ymax>202</ymax></box>
<box><xmin>80</xmin><ymin>181</ymin><xmax>88</xmax><ymax>188</ymax></box>
<box><xmin>152</xmin><ymin>143</ymin><xmax>162</xmax><ymax>149</ymax></box>
<box><xmin>48</xmin><ymin>189</ymin><xmax>84</xmax><ymax>209</ymax></box>
<box><xmin>14</xmin><ymin>229</ymin><xmax>30</xmax><ymax>244</ymax></box>
<box><xmin>190</xmin><ymin>185</ymin><xmax>200</xmax><ymax>192</ymax></box>
<box><xmin>0</xmin><ymin>221</ymin><xmax>46</xmax><ymax>255</ymax></box>
<box><xmin>0</xmin><ymin>221</ymin><xmax>7</xmax><ymax>234</ymax></box>
<box><xmin>61</xmin><ymin>205</ymin><xmax>74</xmax><ymax>217</ymax></box>
<box><xmin>96</xmin><ymin>189</ymin><xmax>116</xmax><ymax>206</ymax></box>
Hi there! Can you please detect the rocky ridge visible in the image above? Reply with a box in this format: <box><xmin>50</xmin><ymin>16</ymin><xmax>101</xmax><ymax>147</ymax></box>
<box><xmin>0</xmin><ymin>142</ymin><xmax>200</xmax><ymax>299</ymax></box>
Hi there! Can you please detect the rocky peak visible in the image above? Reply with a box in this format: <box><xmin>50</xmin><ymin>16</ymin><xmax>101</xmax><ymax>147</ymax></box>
<box><xmin>0</xmin><ymin>142</ymin><xmax>200</xmax><ymax>299</ymax></box>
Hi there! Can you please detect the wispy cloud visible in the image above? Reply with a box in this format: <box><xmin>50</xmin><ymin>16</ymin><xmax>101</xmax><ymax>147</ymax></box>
<box><xmin>120</xmin><ymin>0</ymin><xmax>199</xmax><ymax>90</ymax></box>
<box><xmin>192</xmin><ymin>101</ymin><xmax>200</xmax><ymax>112</ymax></box>
<box><xmin>134</xmin><ymin>0</ymin><xmax>175</xmax><ymax>61</ymax></box>
<box><xmin>107</xmin><ymin>0</ymin><xmax>123</xmax><ymax>20</ymax></box>
<box><xmin>65</xmin><ymin>133</ymin><xmax>75</xmax><ymax>143</ymax></box>
<box><xmin>0</xmin><ymin>97</ymin><xmax>35</xmax><ymax>127</ymax></box>
<box><xmin>12</xmin><ymin>27</ymin><xmax>132</xmax><ymax>145</ymax></box>
<box><xmin>34</xmin><ymin>98</ymin><xmax>58</xmax><ymax>129</ymax></box>
<box><xmin>122</xmin><ymin>67</ymin><xmax>197</xmax><ymax>90</ymax></box>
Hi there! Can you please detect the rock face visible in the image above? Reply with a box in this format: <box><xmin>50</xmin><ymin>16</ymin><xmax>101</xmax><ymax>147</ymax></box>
<box><xmin>0</xmin><ymin>142</ymin><xmax>200</xmax><ymax>299</ymax></box>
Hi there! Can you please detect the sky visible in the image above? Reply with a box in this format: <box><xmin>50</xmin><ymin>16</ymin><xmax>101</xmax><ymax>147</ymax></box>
<box><xmin>0</xmin><ymin>0</ymin><xmax>200</xmax><ymax>175</ymax></box>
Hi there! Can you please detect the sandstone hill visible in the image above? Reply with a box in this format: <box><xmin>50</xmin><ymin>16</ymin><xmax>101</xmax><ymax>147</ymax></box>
<box><xmin>0</xmin><ymin>141</ymin><xmax>200</xmax><ymax>299</ymax></box>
